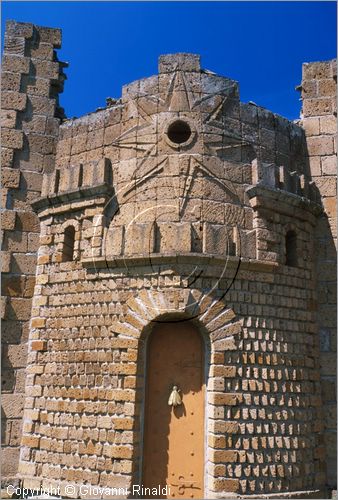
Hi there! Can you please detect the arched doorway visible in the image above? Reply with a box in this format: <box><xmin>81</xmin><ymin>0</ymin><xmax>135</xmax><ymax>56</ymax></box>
<box><xmin>142</xmin><ymin>320</ymin><xmax>205</xmax><ymax>499</ymax></box>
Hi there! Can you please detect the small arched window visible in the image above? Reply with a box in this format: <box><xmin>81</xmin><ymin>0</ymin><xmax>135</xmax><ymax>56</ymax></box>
<box><xmin>62</xmin><ymin>225</ymin><xmax>75</xmax><ymax>262</ymax></box>
<box><xmin>285</xmin><ymin>230</ymin><xmax>297</xmax><ymax>267</ymax></box>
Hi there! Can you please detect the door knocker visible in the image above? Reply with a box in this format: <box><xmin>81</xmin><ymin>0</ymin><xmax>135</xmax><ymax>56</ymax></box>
<box><xmin>168</xmin><ymin>385</ymin><xmax>182</xmax><ymax>407</ymax></box>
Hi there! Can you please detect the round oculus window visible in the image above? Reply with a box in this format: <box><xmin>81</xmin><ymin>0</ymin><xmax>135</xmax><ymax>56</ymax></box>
<box><xmin>166</xmin><ymin>120</ymin><xmax>192</xmax><ymax>144</ymax></box>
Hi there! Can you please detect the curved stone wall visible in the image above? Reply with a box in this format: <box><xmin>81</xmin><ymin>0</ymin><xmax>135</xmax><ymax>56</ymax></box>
<box><xmin>18</xmin><ymin>53</ymin><xmax>327</xmax><ymax>498</ymax></box>
<box><xmin>19</xmin><ymin>260</ymin><xmax>324</xmax><ymax>497</ymax></box>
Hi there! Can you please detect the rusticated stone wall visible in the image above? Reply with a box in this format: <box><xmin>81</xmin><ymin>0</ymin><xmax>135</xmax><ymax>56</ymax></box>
<box><xmin>300</xmin><ymin>59</ymin><xmax>337</xmax><ymax>491</ymax></box>
<box><xmin>17</xmin><ymin>52</ymin><xmax>330</xmax><ymax>498</ymax></box>
<box><xmin>1</xmin><ymin>20</ymin><xmax>66</xmax><ymax>486</ymax></box>
<box><xmin>18</xmin><ymin>260</ymin><xmax>325</xmax><ymax>498</ymax></box>
<box><xmin>0</xmin><ymin>18</ymin><xmax>336</xmax><ymax>499</ymax></box>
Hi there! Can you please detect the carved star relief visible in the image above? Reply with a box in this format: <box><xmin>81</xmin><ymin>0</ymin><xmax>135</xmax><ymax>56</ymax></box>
<box><xmin>179</xmin><ymin>156</ymin><xmax>240</xmax><ymax>216</ymax></box>
<box><xmin>111</xmin><ymin>67</ymin><xmax>247</xmax><ymax>213</ymax></box>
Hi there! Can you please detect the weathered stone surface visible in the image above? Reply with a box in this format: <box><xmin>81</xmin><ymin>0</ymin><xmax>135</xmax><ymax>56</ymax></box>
<box><xmin>1</xmin><ymin>448</ymin><xmax>21</xmax><ymax>476</ymax></box>
<box><xmin>1</xmin><ymin>20</ymin><xmax>65</xmax><ymax>487</ymax></box>
<box><xmin>1</xmin><ymin>91</ymin><xmax>27</xmax><ymax>111</ymax></box>
<box><xmin>304</xmin><ymin>96</ymin><xmax>334</xmax><ymax>117</ymax></box>
<box><xmin>321</xmin><ymin>155</ymin><xmax>337</xmax><ymax>175</ymax></box>
<box><xmin>2</xmin><ymin>210</ymin><xmax>16</xmax><ymax>231</ymax></box>
<box><xmin>15</xmin><ymin>211</ymin><xmax>40</xmax><ymax>232</ymax></box>
<box><xmin>1</xmin><ymin>252</ymin><xmax>11</xmax><ymax>273</ymax></box>
<box><xmin>1</xmin><ymin>54</ymin><xmax>30</xmax><ymax>74</ymax></box>
<box><xmin>1</xmin><ymin>128</ymin><xmax>23</xmax><ymax>149</ymax></box>
<box><xmin>307</xmin><ymin>136</ymin><xmax>334</xmax><ymax>156</ymax></box>
<box><xmin>1</xmin><ymin>19</ymin><xmax>336</xmax><ymax>498</ymax></box>
<box><xmin>11</xmin><ymin>254</ymin><xmax>37</xmax><ymax>274</ymax></box>
<box><xmin>1</xmin><ymin>147</ymin><xmax>14</xmax><ymax>169</ymax></box>
<box><xmin>2</xmin><ymin>168</ymin><xmax>21</xmax><ymax>188</ymax></box>
<box><xmin>315</xmin><ymin>176</ymin><xmax>337</xmax><ymax>197</ymax></box>
<box><xmin>1</xmin><ymin>394</ymin><xmax>25</xmax><ymax>418</ymax></box>
<box><xmin>301</xmin><ymin>57</ymin><xmax>337</xmax><ymax>492</ymax></box>
<box><xmin>159</xmin><ymin>53</ymin><xmax>200</xmax><ymax>73</ymax></box>
<box><xmin>1</xmin><ymin>109</ymin><xmax>18</xmax><ymax>128</ymax></box>
<box><xmin>303</xmin><ymin>61</ymin><xmax>333</xmax><ymax>80</ymax></box>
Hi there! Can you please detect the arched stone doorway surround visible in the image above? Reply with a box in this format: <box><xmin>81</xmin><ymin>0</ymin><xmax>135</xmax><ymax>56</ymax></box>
<box><xmin>112</xmin><ymin>287</ymin><xmax>243</xmax><ymax>498</ymax></box>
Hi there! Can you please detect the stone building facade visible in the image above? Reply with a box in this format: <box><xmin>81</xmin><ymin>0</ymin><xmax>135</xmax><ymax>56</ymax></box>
<box><xmin>1</xmin><ymin>20</ymin><xmax>336</xmax><ymax>499</ymax></box>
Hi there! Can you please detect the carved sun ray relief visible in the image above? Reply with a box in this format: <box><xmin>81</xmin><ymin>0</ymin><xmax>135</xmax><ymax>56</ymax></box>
<box><xmin>111</xmin><ymin>67</ymin><xmax>245</xmax><ymax>216</ymax></box>
<box><xmin>179</xmin><ymin>156</ymin><xmax>240</xmax><ymax>216</ymax></box>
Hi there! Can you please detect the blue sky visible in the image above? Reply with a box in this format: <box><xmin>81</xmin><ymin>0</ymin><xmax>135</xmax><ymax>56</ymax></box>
<box><xmin>2</xmin><ymin>2</ymin><xmax>336</xmax><ymax>121</ymax></box>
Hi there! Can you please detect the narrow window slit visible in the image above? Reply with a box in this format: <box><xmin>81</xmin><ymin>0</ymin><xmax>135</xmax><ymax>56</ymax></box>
<box><xmin>62</xmin><ymin>226</ymin><xmax>76</xmax><ymax>262</ymax></box>
<box><xmin>285</xmin><ymin>230</ymin><xmax>297</xmax><ymax>267</ymax></box>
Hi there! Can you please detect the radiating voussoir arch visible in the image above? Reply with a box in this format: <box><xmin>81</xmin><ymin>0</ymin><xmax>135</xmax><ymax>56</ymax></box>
<box><xmin>112</xmin><ymin>288</ymin><xmax>243</xmax><ymax>346</ymax></box>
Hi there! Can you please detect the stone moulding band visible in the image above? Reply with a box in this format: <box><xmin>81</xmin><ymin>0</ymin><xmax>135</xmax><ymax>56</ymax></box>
<box><xmin>81</xmin><ymin>253</ymin><xmax>279</xmax><ymax>272</ymax></box>
<box><xmin>246</xmin><ymin>185</ymin><xmax>323</xmax><ymax>219</ymax></box>
<box><xmin>31</xmin><ymin>184</ymin><xmax>115</xmax><ymax>213</ymax></box>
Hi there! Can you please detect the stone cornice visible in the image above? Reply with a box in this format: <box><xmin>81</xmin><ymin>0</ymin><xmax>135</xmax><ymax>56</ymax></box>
<box><xmin>31</xmin><ymin>184</ymin><xmax>115</xmax><ymax>215</ymax></box>
<box><xmin>81</xmin><ymin>252</ymin><xmax>280</xmax><ymax>273</ymax></box>
<box><xmin>246</xmin><ymin>184</ymin><xmax>323</xmax><ymax>220</ymax></box>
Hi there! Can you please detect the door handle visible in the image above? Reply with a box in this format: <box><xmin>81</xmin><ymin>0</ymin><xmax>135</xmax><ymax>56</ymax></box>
<box><xmin>168</xmin><ymin>385</ymin><xmax>182</xmax><ymax>407</ymax></box>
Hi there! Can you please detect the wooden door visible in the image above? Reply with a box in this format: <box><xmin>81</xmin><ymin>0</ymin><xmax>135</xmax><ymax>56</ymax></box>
<box><xmin>142</xmin><ymin>321</ymin><xmax>205</xmax><ymax>499</ymax></box>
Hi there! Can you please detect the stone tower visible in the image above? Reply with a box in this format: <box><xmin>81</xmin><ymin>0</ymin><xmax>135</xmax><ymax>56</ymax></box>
<box><xmin>1</xmin><ymin>20</ymin><xmax>336</xmax><ymax>500</ymax></box>
<box><xmin>299</xmin><ymin>60</ymin><xmax>337</xmax><ymax>491</ymax></box>
<box><xmin>1</xmin><ymin>20</ymin><xmax>66</xmax><ymax>487</ymax></box>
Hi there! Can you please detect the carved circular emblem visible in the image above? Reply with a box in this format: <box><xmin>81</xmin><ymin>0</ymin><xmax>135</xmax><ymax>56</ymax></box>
<box><xmin>164</xmin><ymin>118</ymin><xmax>196</xmax><ymax>149</ymax></box>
